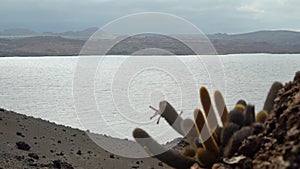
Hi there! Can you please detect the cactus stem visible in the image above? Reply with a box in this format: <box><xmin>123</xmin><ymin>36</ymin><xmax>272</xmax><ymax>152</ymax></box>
<box><xmin>194</xmin><ymin>109</ymin><xmax>220</xmax><ymax>154</ymax></box>
<box><xmin>214</xmin><ymin>90</ymin><xmax>229</xmax><ymax>127</ymax></box>
<box><xmin>133</xmin><ymin>128</ymin><xmax>197</xmax><ymax>169</ymax></box>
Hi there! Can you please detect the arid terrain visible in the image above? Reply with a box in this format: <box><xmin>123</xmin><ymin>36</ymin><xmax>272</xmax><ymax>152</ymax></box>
<box><xmin>0</xmin><ymin>108</ymin><xmax>168</xmax><ymax>169</ymax></box>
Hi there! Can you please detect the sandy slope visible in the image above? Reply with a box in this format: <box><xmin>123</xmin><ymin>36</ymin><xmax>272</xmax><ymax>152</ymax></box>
<box><xmin>0</xmin><ymin>108</ymin><xmax>167</xmax><ymax>169</ymax></box>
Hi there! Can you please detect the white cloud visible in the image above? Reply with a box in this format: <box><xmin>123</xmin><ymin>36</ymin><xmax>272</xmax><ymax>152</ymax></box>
<box><xmin>237</xmin><ymin>5</ymin><xmax>265</xmax><ymax>13</ymax></box>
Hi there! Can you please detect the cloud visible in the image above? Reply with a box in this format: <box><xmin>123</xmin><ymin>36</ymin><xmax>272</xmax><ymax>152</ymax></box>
<box><xmin>0</xmin><ymin>0</ymin><xmax>299</xmax><ymax>33</ymax></box>
<box><xmin>237</xmin><ymin>5</ymin><xmax>265</xmax><ymax>13</ymax></box>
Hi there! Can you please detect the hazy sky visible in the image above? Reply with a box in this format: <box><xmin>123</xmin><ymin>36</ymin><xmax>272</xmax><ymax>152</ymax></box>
<box><xmin>1</xmin><ymin>0</ymin><xmax>299</xmax><ymax>33</ymax></box>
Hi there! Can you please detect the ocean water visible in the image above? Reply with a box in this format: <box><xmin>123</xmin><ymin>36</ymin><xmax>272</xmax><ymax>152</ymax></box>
<box><xmin>0</xmin><ymin>54</ymin><xmax>299</xmax><ymax>143</ymax></box>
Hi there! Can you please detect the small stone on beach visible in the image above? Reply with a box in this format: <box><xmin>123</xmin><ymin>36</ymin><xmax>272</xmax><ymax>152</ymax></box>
<box><xmin>76</xmin><ymin>150</ymin><xmax>82</xmax><ymax>155</ymax></box>
<box><xmin>16</xmin><ymin>141</ymin><xmax>31</xmax><ymax>151</ymax></box>
<box><xmin>28</xmin><ymin>153</ymin><xmax>39</xmax><ymax>160</ymax></box>
<box><xmin>16</xmin><ymin>132</ymin><xmax>25</xmax><ymax>137</ymax></box>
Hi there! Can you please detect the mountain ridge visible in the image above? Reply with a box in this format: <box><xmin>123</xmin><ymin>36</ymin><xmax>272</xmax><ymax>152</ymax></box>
<box><xmin>1</xmin><ymin>29</ymin><xmax>300</xmax><ymax>56</ymax></box>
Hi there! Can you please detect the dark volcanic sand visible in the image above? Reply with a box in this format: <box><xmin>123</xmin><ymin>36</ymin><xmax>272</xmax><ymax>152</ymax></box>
<box><xmin>0</xmin><ymin>109</ymin><xmax>168</xmax><ymax>169</ymax></box>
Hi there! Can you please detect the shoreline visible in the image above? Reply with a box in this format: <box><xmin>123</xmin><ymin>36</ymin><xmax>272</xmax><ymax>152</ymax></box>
<box><xmin>1</xmin><ymin>53</ymin><xmax>300</xmax><ymax>58</ymax></box>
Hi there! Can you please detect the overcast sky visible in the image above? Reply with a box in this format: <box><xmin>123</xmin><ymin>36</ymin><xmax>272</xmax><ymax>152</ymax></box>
<box><xmin>0</xmin><ymin>0</ymin><xmax>299</xmax><ymax>34</ymax></box>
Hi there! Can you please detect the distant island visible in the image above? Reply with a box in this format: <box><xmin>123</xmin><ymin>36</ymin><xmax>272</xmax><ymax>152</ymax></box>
<box><xmin>1</xmin><ymin>28</ymin><xmax>300</xmax><ymax>56</ymax></box>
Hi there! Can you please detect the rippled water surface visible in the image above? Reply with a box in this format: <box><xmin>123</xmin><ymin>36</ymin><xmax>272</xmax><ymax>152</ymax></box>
<box><xmin>0</xmin><ymin>54</ymin><xmax>299</xmax><ymax>143</ymax></box>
